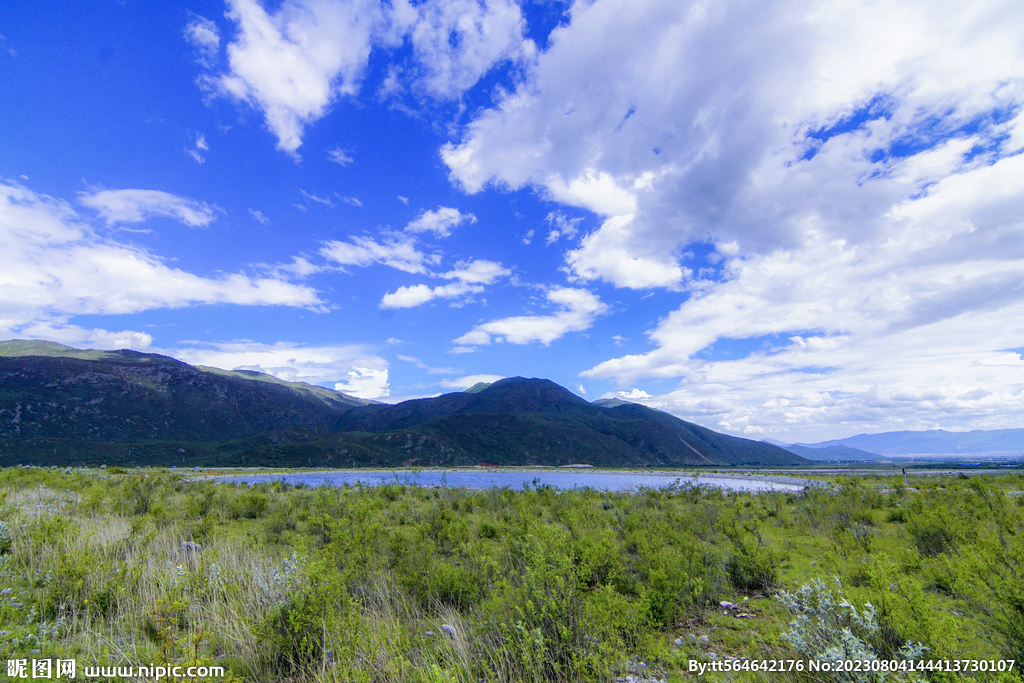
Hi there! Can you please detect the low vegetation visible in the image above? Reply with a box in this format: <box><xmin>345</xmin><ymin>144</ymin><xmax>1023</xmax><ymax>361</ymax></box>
<box><xmin>0</xmin><ymin>467</ymin><xmax>1021</xmax><ymax>681</ymax></box>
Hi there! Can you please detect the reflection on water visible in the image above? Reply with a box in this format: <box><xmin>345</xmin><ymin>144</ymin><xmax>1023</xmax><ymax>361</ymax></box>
<box><xmin>212</xmin><ymin>469</ymin><xmax>810</xmax><ymax>492</ymax></box>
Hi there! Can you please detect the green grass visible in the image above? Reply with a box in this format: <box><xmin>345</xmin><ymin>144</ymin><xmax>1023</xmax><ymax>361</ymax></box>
<box><xmin>0</xmin><ymin>467</ymin><xmax>1021</xmax><ymax>682</ymax></box>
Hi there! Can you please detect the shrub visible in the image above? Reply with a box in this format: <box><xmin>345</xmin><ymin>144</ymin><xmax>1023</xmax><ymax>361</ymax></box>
<box><xmin>258</xmin><ymin>560</ymin><xmax>356</xmax><ymax>674</ymax></box>
<box><xmin>777</xmin><ymin>578</ymin><xmax>927</xmax><ymax>682</ymax></box>
<box><xmin>0</xmin><ymin>521</ymin><xmax>11</xmax><ymax>554</ymax></box>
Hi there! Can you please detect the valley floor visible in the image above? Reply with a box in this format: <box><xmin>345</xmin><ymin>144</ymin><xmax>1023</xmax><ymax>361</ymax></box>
<box><xmin>0</xmin><ymin>467</ymin><xmax>1021</xmax><ymax>682</ymax></box>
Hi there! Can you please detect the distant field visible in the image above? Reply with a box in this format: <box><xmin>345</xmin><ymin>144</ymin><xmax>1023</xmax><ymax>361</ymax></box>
<box><xmin>0</xmin><ymin>467</ymin><xmax>1021</xmax><ymax>682</ymax></box>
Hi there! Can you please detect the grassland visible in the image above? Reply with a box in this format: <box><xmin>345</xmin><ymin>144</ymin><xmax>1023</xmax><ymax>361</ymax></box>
<box><xmin>0</xmin><ymin>467</ymin><xmax>1021</xmax><ymax>682</ymax></box>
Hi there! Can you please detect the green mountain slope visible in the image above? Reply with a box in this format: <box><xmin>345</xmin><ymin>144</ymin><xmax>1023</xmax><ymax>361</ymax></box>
<box><xmin>335</xmin><ymin>377</ymin><xmax>806</xmax><ymax>467</ymax></box>
<box><xmin>0</xmin><ymin>342</ymin><xmax>806</xmax><ymax>468</ymax></box>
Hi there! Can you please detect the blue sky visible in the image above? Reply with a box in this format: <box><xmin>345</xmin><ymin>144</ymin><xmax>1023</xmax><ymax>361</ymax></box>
<box><xmin>2</xmin><ymin>0</ymin><xmax>1024</xmax><ymax>441</ymax></box>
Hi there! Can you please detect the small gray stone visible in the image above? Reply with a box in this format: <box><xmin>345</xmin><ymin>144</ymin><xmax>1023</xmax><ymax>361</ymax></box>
<box><xmin>673</xmin><ymin>638</ymin><xmax>683</xmax><ymax>646</ymax></box>
<box><xmin>0</xmin><ymin>588</ymin><xmax>11</xmax><ymax>596</ymax></box>
<box><xmin>178</xmin><ymin>541</ymin><xmax>202</xmax><ymax>555</ymax></box>
<box><xmin>441</xmin><ymin>624</ymin><xmax>456</xmax><ymax>637</ymax></box>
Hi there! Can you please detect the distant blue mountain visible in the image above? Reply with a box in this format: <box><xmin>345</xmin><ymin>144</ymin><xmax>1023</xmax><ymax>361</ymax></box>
<box><xmin>782</xmin><ymin>444</ymin><xmax>883</xmax><ymax>461</ymax></box>
<box><xmin>798</xmin><ymin>429</ymin><xmax>1024</xmax><ymax>458</ymax></box>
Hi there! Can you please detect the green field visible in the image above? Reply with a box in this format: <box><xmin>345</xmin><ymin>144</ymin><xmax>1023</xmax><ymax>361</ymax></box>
<box><xmin>0</xmin><ymin>467</ymin><xmax>1021</xmax><ymax>682</ymax></box>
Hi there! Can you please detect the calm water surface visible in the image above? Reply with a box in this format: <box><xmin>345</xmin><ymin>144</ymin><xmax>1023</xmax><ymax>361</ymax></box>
<box><xmin>212</xmin><ymin>469</ymin><xmax>810</xmax><ymax>492</ymax></box>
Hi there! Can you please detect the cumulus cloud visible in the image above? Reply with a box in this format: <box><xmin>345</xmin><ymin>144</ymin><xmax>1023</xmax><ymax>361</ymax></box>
<box><xmin>335</xmin><ymin>368</ymin><xmax>390</xmax><ymax>397</ymax></box>
<box><xmin>399</xmin><ymin>0</ymin><xmax>533</xmax><ymax>100</ymax></box>
<box><xmin>0</xmin><ymin>181</ymin><xmax>322</xmax><ymax>344</ymax></box>
<box><xmin>405</xmin><ymin>206</ymin><xmax>476</xmax><ymax>238</ymax></box>
<box><xmin>79</xmin><ymin>188</ymin><xmax>220</xmax><ymax>228</ymax></box>
<box><xmin>455</xmin><ymin>287</ymin><xmax>608</xmax><ymax>345</ymax></box>
<box><xmin>168</xmin><ymin>340</ymin><xmax>390</xmax><ymax>399</ymax></box>
<box><xmin>205</xmin><ymin>0</ymin><xmax>532</xmax><ymax>156</ymax></box>
<box><xmin>379</xmin><ymin>258</ymin><xmax>510</xmax><ymax>308</ymax></box>
<box><xmin>442</xmin><ymin>0</ymin><xmax>1024</xmax><ymax>280</ymax></box>
<box><xmin>581</xmin><ymin>153</ymin><xmax>1024</xmax><ymax>439</ymax></box>
<box><xmin>320</xmin><ymin>233</ymin><xmax>440</xmax><ymax>274</ymax></box>
<box><xmin>436</xmin><ymin>0</ymin><xmax>1024</xmax><ymax>437</ymax></box>
<box><xmin>211</xmin><ymin>0</ymin><xmax>383</xmax><ymax>156</ymax></box>
<box><xmin>184</xmin><ymin>15</ymin><xmax>220</xmax><ymax>66</ymax></box>
<box><xmin>440</xmin><ymin>373</ymin><xmax>505</xmax><ymax>389</ymax></box>
<box><xmin>380</xmin><ymin>281</ymin><xmax>482</xmax><ymax>308</ymax></box>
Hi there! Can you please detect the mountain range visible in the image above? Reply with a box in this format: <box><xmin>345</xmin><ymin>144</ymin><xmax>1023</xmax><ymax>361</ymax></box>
<box><xmin>794</xmin><ymin>429</ymin><xmax>1024</xmax><ymax>458</ymax></box>
<box><xmin>0</xmin><ymin>340</ymin><xmax>805</xmax><ymax>468</ymax></box>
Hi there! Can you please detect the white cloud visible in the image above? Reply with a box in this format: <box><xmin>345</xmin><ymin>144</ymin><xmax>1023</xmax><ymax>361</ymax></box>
<box><xmin>327</xmin><ymin>147</ymin><xmax>354</xmax><ymax>165</ymax></box>
<box><xmin>79</xmin><ymin>189</ymin><xmax>220</xmax><ymax>228</ymax></box>
<box><xmin>17</xmin><ymin>322</ymin><xmax>154</xmax><ymax>351</ymax></box>
<box><xmin>440</xmin><ymin>373</ymin><xmax>504</xmax><ymax>389</ymax></box>
<box><xmin>249</xmin><ymin>208</ymin><xmax>270</xmax><ymax>224</ymax></box>
<box><xmin>978</xmin><ymin>352</ymin><xmax>1024</xmax><ymax>367</ymax></box>
<box><xmin>380</xmin><ymin>281</ymin><xmax>482</xmax><ymax>309</ymax></box>
<box><xmin>400</xmin><ymin>0</ymin><xmax>533</xmax><ymax>100</ymax></box>
<box><xmin>442</xmin><ymin>0</ymin><xmax>1024</xmax><ymax>282</ymax></box>
<box><xmin>207</xmin><ymin>0</ymin><xmax>532</xmax><ymax>156</ymax></box>
<box><xmin>213</xmin><ymin>0</ymin><xmax>383</xmax><ymax>156</ymax></box>
<box><xmin>379</xmin><ymin>258</ymin><xmax>510</xmax><ymax>308</ymax></box>
<box><xmin>405</xmin><ymin>206</ymin><xmax>476</xmax><ymax>238</ymax></box>
<box><xmin>339</xmin><ymin>195</ymin><xmax>362</xmax><ymax>207</ymax></box>
<box><xmin>397</xmin><ymin>354</ymin><xmax>461</xmax><ymax>374</ymax></box>
<box><xmin>440</xmin><ymin>258</ymin><xmax>510</xmax><ymax>284</ymax></box>
<box><xmin>300</xmin><ymin>189</ymin><xmax>335</xmax><ymax>207</ymax></box>
<box><xmin>260</xmin><ymin>255</ymin><xmax>322</xmax><ymax>279</ymax></box>
<box><xmin>544</xmin><ymin>210</ymin><xmax>583</xmax><ymax>245</ymax></box>
<box><xmin>455</xmin><ymin>286</ymin><xmax>608</xmax><ymax>345</ymax></box>
<box><xmin>335</xmin><ymin>367</ymin><xmax>390</xmax><ymax>398</ymax></box>
<box><xmin>522</xmin><ymin>229</ymin><xmax>534</xmax><ymax>245</ymax></box>
<box><xmin>184</xmin><ymin>15</ymin><xmax>220</xmax><ymax>66</ymax></box>
<box><xmin>581</xmin><ymin>153</ymin><xmax>1024</xmax><ymax>439</ymax></box>
<box><xmin>397</xmin><ymin>195</ymin><xmax>409</xmax><ymax>204</ymax></box>
<box><xmin>185</xmin><ymin>131</ymin><xmax>209</xmax><ymax>164</ymax></box>
<box><xmin>437</xmin><ymin>0</ymin><xmax>1024</xmax><ymax>437</ymax></box>
<box><xmin>0</xmin><ymin>181</ymin><xmax>322</xmax><ymax>343</ymax></box>
<box><xmin>320</xmin><ymin>234</ymin><xmax>440</xmax><ymax>274</ymax></box>
<box><xmin>167</xmin><ymin>340</ymin><xmax>390</xmax><ymax>399</ymax></box>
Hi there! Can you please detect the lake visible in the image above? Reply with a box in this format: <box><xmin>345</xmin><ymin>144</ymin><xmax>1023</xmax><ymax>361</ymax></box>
<box><xmin>211</xmin><ymin>469</ymin><xmax>813</xmax><ymax>492</ymax></box>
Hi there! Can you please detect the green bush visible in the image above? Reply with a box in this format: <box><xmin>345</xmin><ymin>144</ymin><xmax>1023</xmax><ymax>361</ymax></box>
<box><xmin>777</xmin><ymin>577</ymin><xmax>927</xmax><ymax>682</ymax></box>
